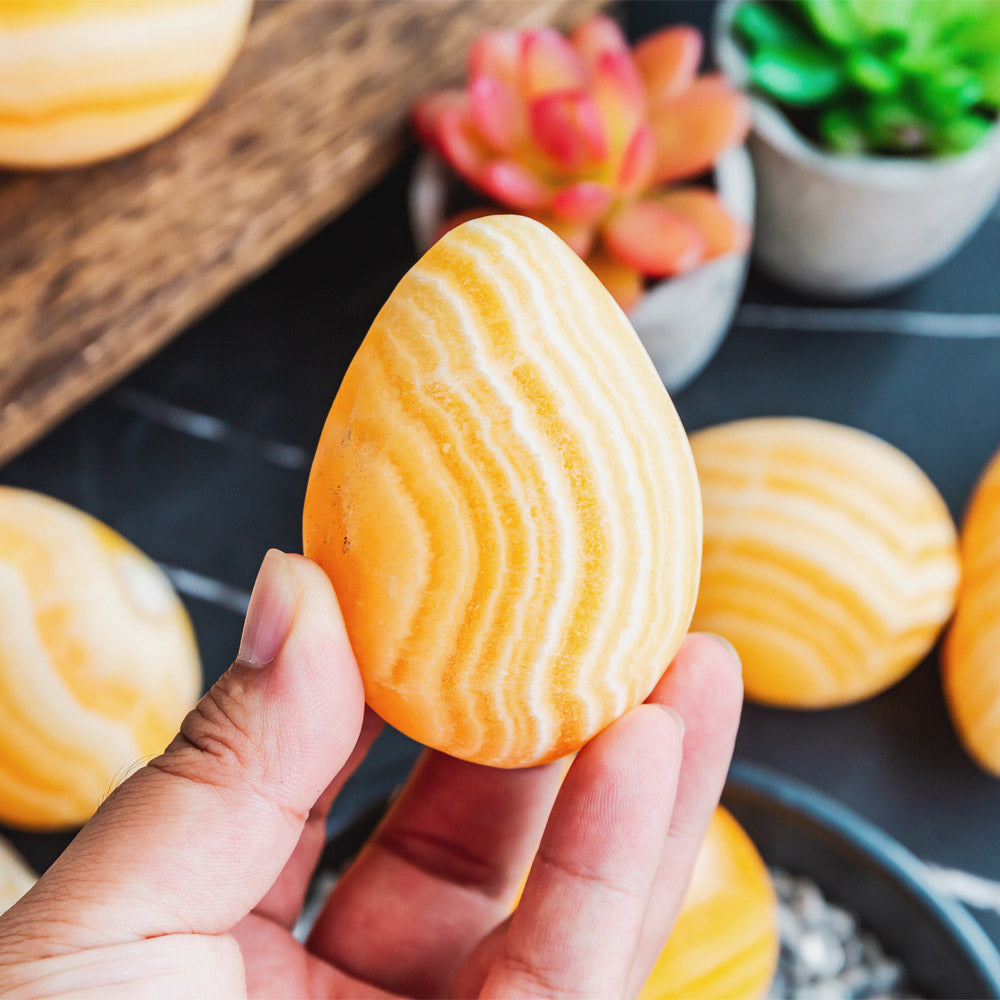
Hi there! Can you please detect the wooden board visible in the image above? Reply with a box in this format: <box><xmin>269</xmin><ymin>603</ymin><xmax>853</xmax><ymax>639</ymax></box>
<box><xmin>0</xmin><ymin>0</ymin><xmax>605</xmax><ymax>466</ymax></box>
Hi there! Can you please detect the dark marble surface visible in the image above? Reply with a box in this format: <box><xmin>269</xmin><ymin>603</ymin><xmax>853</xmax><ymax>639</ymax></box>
<box><xmin>2</xmin><ymin>0</ymin><xmax>999</xmax><ymax>964</ymax></box>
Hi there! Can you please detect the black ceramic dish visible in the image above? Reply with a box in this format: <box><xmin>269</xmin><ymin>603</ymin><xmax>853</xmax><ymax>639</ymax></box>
<box><xmin>725</xmin><ymin>761</ymin><xmax>1000</xmax><ymax>999</ymax></box>
<box><xmin>317</xmin><ymin>760</ymin><xmax>1000</xmax><ymax>999</ymax></box>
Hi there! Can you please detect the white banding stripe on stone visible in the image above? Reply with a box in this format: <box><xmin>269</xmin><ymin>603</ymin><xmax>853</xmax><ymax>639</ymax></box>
<box><xmin>926</xmin><ymin>863</ymin><xmax>1000</xmax><ymax>914</ymax></box>
<box><xmin>736</xmin><ymin>304</ymin><xmax>1000</xmax><ymax>338</ymax></box>
<box><xmin>114</xmin><ymin>388</ymin><xmax>311</xmax><ymax>471</ymax></box>
<box><xmin>159</xmin><ymin>564</ymin><xmax>251</xmax><ymax>616</ymax></box>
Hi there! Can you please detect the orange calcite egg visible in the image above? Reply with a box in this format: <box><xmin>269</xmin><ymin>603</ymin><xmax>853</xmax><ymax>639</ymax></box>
<box><xmin>0</xmin><ymin>835</ymin><xmax>35</xmax><ymax>915</ymax></box>
<box><xmin>690</xmin><ymin>418</ymin><xmax>960</xmax><ymax>708</ymax></box>
<box><xmin>304</xmin><ymin>215</ymin><xmax>702</xmax><ymax>768</ymax></box>
<box><xmin>0</xmin><ymin>488</ymin><xmax>201</xmax><ymax>829</ymax></box>
<box><xmin>0</xmin><ymin>0</ymin><xmax>251</xmax><ymax>169</ymax></box>
<box><xmin>943</xmin><ymin>446</ymin><xmax>1000</xmax><ymax>775</ymax></box>
<box><xmin>640</xmin><ymin>807</ymin><xmax>778</xmax><ymax>1000</ymax></box>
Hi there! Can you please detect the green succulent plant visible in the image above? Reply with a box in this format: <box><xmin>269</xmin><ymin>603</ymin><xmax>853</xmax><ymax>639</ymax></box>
<box><xmin>733</xmin><ymin>0</ymin><xmax>1000</xmax><ymax>155</ymax></box>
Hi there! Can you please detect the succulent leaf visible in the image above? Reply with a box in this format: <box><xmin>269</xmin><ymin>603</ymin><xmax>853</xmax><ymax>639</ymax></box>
<box><xmin>818</xmin><ymin>106</ymin><xmax>868</xmax><ymax>152</ymax></box>
<box><xmin>468</xmin><ymin>30</ymin><xmax>520</xmax><ymax>85</ymax></box>
<box><xmin>933</xmin><ymin>114</ymin><xmax>995</xmax><ymax>154</ymax></box>
<box><xmin>915</xmin><ymin>67</ymin><xmax>984</xmax><ymax>118</ymax></box>
<box><xmin>800</xmin><ymin>0</ymin><xmax>863</xmax><ymax>47</ymax></box>
<box><xmin>617</xmin><ymin>124</ymin><xmax>657</xmax><ymax>195</ymax></box>
<box><xmin>413</xmin><ymin>90</ymin><xmax>468</xmax><ymax>143</ymax></box>
<box><xmin>533</xmin><ymin>212</ymin><xmax>599</xmax><ymax>256</ymax></box>
<box><xmin>571</xmin><ymin>15</ymin><xmax>630</xmax><ymax>69</ymax></box>
<box><xmin>733</xmin><ymin>2</ymin><xmax>808</xmax><ymax>50</ymax></box>
<box><xmin>550</xmin><ymin>181</ymin><xmax>613</xmax><ymax>222</ymax></box>
<box><xmin>845</xmin><ymin>51</ymin><xmax>899</xmax><ymax>94</ymax></box>
<box><xmin>521</xmin><ymin>28</ymin><xmax>587</xmax><ymax>97</ymax></box>
<box><xmin>585</xmin><ymin>245</ymin><xmax>646</xmax><ymax>311</ymax></box>
<box><xmin>863</xmin><ymin>98</ymin><xmax>929</xmax><ymax>152</ymax></box>
<box><xmin>589</xmin><ymin>46</ymin><xmax>647</xmax><ymax>148</ymax></box>
<box><xmin>529</xmin><ymin>90</ymin><xmax>608</xmax><ymax>171</ymax></box>
<box><xmin>479</xmin><ymin>160</ymin><xmax>552</xmax><ymax>211</ymax></box>
<box><xmin>633</xmin><ymin>26</ymin><xmax>703</xmax><ymax>107</ymax></box>
<box><xmin>652</xmin><ymin>187</ymin><xmax>752</xmax><ymax>258</ymax></box>
<box><xmin>980</xmin><ymin>56</ymin><xmax>1000</xmax><ymax>104</ymax></box>
<box><xmin>602</xmin><ymin>199</ymin><xmax>706</xmax><ymax>277</ymax></box>
<box><xmin>749</xmin><ymin>44</ymin><xmax>845</xmax><ymax>105</ymax></box>
<box><xmin>470</xmin><ymin>74</ymin><xmax>523</xmax><ymax>154</ymax></box>
<box><xmin>649</xmin><ymin>76</ymin><xmax>751</xmax><ymax>184</ymax></box>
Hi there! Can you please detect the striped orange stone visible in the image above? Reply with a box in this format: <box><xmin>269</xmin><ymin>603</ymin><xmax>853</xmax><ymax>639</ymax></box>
<box><xmin>640</xmin><ymin>807</ymin><xmax>778</xmax><ymax>1000</ymax></box>
<box><xmin>690</xmin><ymin>418</ymin><xmax>960</xmax><ymax>708</ymax></box>
<box><xmin>304</xmin><ymin>215</ymin><xmax>702</xmax><ymax>768</ymax></box>
<box><xmin>943</xmin><ymin>446</ymin><xmax>1000</xmax><ymax>776</ymax></box>
<box><xmin>0</xmin><ymin>0</ymin><xmax>251</xmax><ymax>168</ymax></box>
<box><xmin>0</xmin><ymin>488</ymin><xmax>202</xmax><ymax>829</ymax></box>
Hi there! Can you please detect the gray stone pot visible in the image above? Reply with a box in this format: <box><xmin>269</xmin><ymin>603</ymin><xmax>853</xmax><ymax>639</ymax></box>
<box><xmin>715</xmin><ymin>0</ymin><xmax>1000</xmax><ymax>299</ymax></box>
<box><xmin>409</xmin><ymin>147</ymin><xmax>755</xmax><ymax>395</ymax></box>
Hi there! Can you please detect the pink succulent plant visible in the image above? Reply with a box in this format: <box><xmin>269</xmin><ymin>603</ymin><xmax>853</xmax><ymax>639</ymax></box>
<box><xmin>414</xmin><ymin>16</ymin><xmax>752</xmax><ymax>311</ymax></box>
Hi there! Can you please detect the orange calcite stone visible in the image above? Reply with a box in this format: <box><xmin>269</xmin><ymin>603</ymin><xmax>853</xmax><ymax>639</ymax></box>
<box><xmin>690</xmin><ymin>418</ymin><xmax>960</xmax><ymax>708</ymax></box>
<box><xmin>304</xmin><ymin>215</ymin><xmax>702</xmax><ymax>767</ymax></box>
<box><xmin>0</xmin><ymin>488</ymin><xmax>201</xmax><ymax>829</ymax></box>
<box><xmin>640</xmin><ymin>807</ymin><xmax>778</xmax><ymax>1000</ymax></box>
<box><xmin>0</xmin><ymin>0</ymin><xmax>251</xmax><ymax>168</ymax></box>
<box><xmin>943</xmin><ymin>446</ymin><xmax>1000</xmax><ymax>775</ymax></box>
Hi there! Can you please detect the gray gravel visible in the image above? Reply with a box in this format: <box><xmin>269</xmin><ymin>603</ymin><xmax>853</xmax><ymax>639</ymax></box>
<box><xmin>768</xmin><ymin>868</ymin><xmax>921</xmax><ymax>1000</ymax></box>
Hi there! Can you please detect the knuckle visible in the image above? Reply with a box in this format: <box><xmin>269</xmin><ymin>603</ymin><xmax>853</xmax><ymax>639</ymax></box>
<box><xmin>152</xmin><ymin>671</ymin><xmax>263</xmax><ymax>789</ymax></box>
<box><xmin>536</xmin><ymin>847</ymin><xmax>636</xmax><ymax>904</ymax></box>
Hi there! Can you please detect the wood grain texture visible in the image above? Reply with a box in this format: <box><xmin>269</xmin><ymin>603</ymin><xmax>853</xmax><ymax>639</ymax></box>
<box><xmin>0</xmin><ymin>0</ymin><xmax>606</xmax><ymax>466</ymax></box>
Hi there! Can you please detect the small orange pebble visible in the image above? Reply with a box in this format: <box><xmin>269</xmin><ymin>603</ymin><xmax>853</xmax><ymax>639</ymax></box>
<box><xmin>304</xmin><ymin>214</ymin><xmax>702</xmax><ymax>768</ymax></box>
<box><xmin>640</xmin><ymin>807</ymin><xmax>778</xmax><ymax>1000</ymax></box>
<box><xmin>0</xmin><ymin>0</ymin><xmax>252</xmax><ymax>169</ymax></box>
<box><xmin>0</xmin><ymin>834</ymin><xmax>35</xmax><ymax>915</ymax></box>
<box><xmin>943</xmin><ymin>446</ymin><xmax>1000</xmax><ymax>775</ymax></box>
<box><xmin>690</xmin><ymin>418</ymin><xmax>960</xmax><ymax>708</ymax></box>
<box><xmin>0</xmin><ymin>488</ymin><xmax>202</xmax><ymax>829</ymax></box>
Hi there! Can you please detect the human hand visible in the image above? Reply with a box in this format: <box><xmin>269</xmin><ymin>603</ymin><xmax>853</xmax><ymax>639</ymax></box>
<box><xmin>0</xmin><ymin>550</ymin><xmax>742</xmax><ymax>999</ymax></box>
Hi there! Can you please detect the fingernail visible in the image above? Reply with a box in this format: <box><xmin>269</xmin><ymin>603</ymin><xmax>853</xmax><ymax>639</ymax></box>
<box><xmin>655</xmin><ymin>704</ymin><xmax>685</xmax><ymax>740</ymax></box>
<box><xmin>238</xmin><ymin>550</ymin><xmax>300</xmax><ymax>667</ymax></box>
<box><xmin>704</xmin><ymin>632</ymin><xmax>742</xmax><ymax>673</ymax></box>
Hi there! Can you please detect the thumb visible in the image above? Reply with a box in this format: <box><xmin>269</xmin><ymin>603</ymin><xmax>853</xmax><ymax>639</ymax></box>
<box><xmin>7</xmin><ymin>550</ymin><xmax>365</xmax><ymax>945</ymax></box>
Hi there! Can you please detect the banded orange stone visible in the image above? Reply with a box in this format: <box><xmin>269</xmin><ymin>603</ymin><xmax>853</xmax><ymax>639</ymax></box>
<box><xmin>943</xmin><ymin>446</ymin><xmax>1000</xmax><ymax>775</ymax></box>
<box><xmin>690</xmin><ymin>418</ymin><xmax>959</xmax><ymax>708</ymax></box>
<box><xmin>0</xmin><ymin>488</ymin><xmax>202</xmax><ymax>829</ymax></box>
<box><xmin>304</xmin><ymin>215</ymin><xmax>702</xmax><ymax>767</ymax></box>
<box><xmin>640</xmin><ymin>807</ymin><xmax>778</xmax><ymax>1000</ymax></box>
<box><xmin>0</xmin><ymin>0</ymin><xmax>251</xmax><ymax>168</ymax></box>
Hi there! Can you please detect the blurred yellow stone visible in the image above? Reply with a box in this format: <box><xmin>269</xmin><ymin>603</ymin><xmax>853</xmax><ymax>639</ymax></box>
<box><xmin>944</xmin><ymin>446</ymin><xmax>1000</xmax><ymax>776</ymax></box>
<box><xmin>690</xmin><ymin>417</ymin><xmax>960</xmax><ymax>708</ymax></box>
<box><xmin>0</xmin><ymin>0</ymin><xmax>252</xmax><ymax>168</ymax></box>
<box><xmin>640</xmin><ymin>807</ymin><xmax>778</xmax><ymax>1000</ymax></box>
<box><xmin>0</xmin><ymin>487</ymin><xmax>201</xmax><ymax>829</ymax></box>
<box><xmin>0</xmin><ymin>834</ymin><xmax>35</xmax><ymax>915</ymax></box>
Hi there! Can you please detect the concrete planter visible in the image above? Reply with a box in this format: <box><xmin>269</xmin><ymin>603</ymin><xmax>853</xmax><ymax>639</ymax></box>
<box><xmin>715</xmin><ymin>0</ymin><xmax>1000</xmax><ymax>299</ymax></box>
<box><xmin>409</xmin><ymin>147</ymin><xmax>755</xmax><ymax>394</ymax></box>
